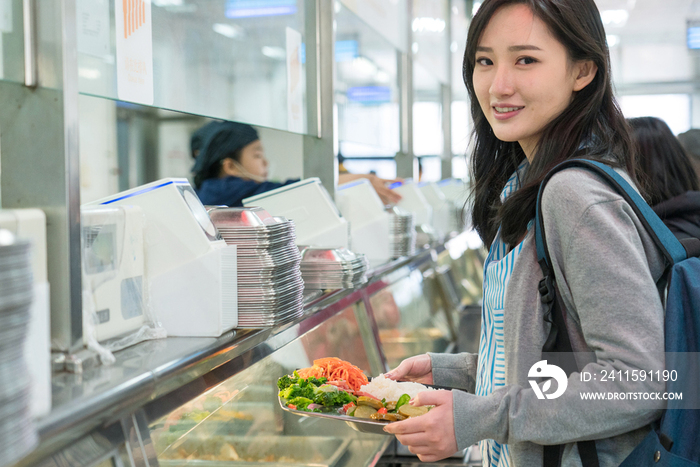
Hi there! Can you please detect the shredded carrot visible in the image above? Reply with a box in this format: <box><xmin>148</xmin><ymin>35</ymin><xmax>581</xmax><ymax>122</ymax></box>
<box><xmin>296</xmin><ymin>357</ymin><xmax>368</xmax><ymax>392</ymax></box>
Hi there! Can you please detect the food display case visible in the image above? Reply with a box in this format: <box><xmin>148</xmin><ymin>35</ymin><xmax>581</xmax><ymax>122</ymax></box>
<box><xmin>11</xmin><ymin>231</ymin><xmax>483</xmax><ymax>467</ymax></box>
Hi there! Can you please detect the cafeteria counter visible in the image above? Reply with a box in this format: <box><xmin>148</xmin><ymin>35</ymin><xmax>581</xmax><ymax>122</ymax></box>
<box><xmin>11</xmin><ymin>230</ymin><xmax>485</xmax><ymax>467</ymax></box>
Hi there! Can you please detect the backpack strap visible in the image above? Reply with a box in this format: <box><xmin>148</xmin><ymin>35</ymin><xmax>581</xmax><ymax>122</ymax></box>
<box><xmin>534</xmin><ymin>159</ymin><xmax>686</xmax><ymax>467</ymax></box>
<box><xmin>535</xmin><ymin>159</ymin><xmax>688</xmax><ymax>274</ymax></box>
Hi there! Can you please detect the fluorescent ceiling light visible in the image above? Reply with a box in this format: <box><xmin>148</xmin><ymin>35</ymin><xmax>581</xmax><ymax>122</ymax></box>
<box><xmin>261</xmin><ymin>46</ymin><xmax>286</xmax><ymax>60</ymax></box>
<box><xmin>213</xmin><ymin>23</ymin><xmax>243</xmax><ymax>39</ymax></box>
<box><xmin>606</xmin><ymin>35</ymin><xmax>620</xmax><ymax>47</ymax></box>
<box><xmin>412</xmin><ymin>17</ymin><xmax>446</xmax><ymax>34</ymax></box>
<box><xmin>78</xmin><ymin>68</ymin><xmax>101</xmax><ymax>80</ymax></box>
<box><xmin>153</xmin><ymin>0</ymin><xmax>183</xmax><ymax>6</ymax></box>
<box><xmin>472</xmin><ymin>2</ymin><xmax>482</xmax><ymax>16</ymax></box>
<box><xmin>600</xmin><ymin>9</ymin><xmax>629</xmax><ymax>27</ymax></box>
<box><xmin>352</xmin><ymin>56</ymin><xmax>377</xmax><ymax>76</ymax></box>
<box><xmin>375</xmin><ymin>70</ymin><xmax>390</xmax><ymax>83</ymax></box>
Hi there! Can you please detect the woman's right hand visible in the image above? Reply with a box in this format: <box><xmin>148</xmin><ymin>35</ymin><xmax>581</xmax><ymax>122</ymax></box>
<box><xmin>384</xmin><ymin>354</ymin><xmax>433</xmax><ymax>385</ymax></box>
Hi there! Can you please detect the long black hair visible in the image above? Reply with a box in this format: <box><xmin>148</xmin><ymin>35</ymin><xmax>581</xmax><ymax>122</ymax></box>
<box><xmin>628</xmin><ymin>117</ymin><xmax>699</xmax><ymax>206</ymax></box>
<box><xmin>464</xmin><ymin>0</ymin><xmax>636</xmax><ymax>248</ymax></box>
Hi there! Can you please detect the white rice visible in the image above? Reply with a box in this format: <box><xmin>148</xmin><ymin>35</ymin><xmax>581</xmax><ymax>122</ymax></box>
<box><xmin>359</xmin><ymin>374</ymin><xmax>434</xmax><ymax>402</ymax></box>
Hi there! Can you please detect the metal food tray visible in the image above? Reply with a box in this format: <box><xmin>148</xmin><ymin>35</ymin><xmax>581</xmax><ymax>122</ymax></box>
<box><xmin>278</xmin><ymin>396</ymin><xmax>391</xmax><ymax>436</ymax></box>
<box><xmin>159</xmin><ymin>435</ymin><xmax>350</xmax><ymax>467</ymax></box>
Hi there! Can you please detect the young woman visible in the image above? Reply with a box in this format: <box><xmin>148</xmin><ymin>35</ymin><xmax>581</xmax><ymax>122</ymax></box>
<box><xmin>383</xmin><ymin>1</ymin><xmax>666</xmax><ymax>466</ymax></box>
<box><xmin>629</xmin><ymin>116</ymin><xmax>700</xmax><ymax>241</ymax></box>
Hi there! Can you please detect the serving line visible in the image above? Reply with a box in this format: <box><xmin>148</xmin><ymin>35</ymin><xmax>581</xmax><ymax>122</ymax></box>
<box><xmin>11</xmin><ymin>231</ymin><xmax>474</xmax><ymax>467</ymax></box>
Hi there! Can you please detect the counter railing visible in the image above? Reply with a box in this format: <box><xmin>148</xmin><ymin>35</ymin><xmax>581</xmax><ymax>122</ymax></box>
<box><xmin>12</xmin><ymin>230</ymin><xmax>482</xmax><ymax>467</ymax></box>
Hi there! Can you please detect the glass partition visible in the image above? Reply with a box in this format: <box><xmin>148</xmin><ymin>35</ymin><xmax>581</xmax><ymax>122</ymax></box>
<box><xmin>76</xmin><ymin>0</ymin><xmax>308</xmax><ymax>133</ymax></box>
<box><xmin>148</xmin><ymin>301</ymin><xmax>388</xmax><ymax>466</ymax></box>
<box><xmin>369</xmin><ymin>269</ymin><xmax>453</xmax><ymax>369</ymax></box>
<box><xmin>338</xmin><ymin>0</ymin><xmax>407</xmax><ymax>53</ymax></box>
<box><xmin>411</xmin><ymin>0</ymin><xmax>449</xmax><ymax>85</ymax></box>
<box><xmin>413</xmin><ymin>61</ymin><xmax>443</xmax><ymax>175</ymax></box>
<box><xmin>335</xmin><ymin>2</ymin><xmax>400</xmax><ymax>172</ymax></box>
<box><xmin>0</xmin><ymin>0</ymin><xmax>23</xmax><ymax>84</ymax></box>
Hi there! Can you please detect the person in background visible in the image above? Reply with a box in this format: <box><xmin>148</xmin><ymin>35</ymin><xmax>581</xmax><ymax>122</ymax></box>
<box><xmin>192</xmin><ymin>121</ymin><xmax>402</xmax><ymax>206</ymax></box>
<box><xmin>190</xmin><ymin>120</ymin><xmax>224</xmax><ymax>160</ymax></box>
<box><xmin>192</xmin><ymin>121</ymin><xmax>299</xmax><ymax>207</ymax></box>
<box><xmin>629</xmin><ymin>117</ymin><xmax>700</xmax><ymax>241</ymax></box>
<box><xmin>677</xmin><ymin>128</ymin><xmax>700</xmax><ymax>181</ymax></box>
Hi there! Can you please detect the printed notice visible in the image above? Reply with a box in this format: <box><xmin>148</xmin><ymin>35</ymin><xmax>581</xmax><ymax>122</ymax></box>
<box><xmin>286</xmin><ymin>27</ymin><xmax>303</xmax><ymax>133</ymax></box>
<box><xmin>115</xmin><ymin>0</ymin><xmax>154</xmax><ymax>105</ymax></box>
<box><xmin>0</xmin><ymin>0</ymin><xmax>12</xmax><ymax>33</ymax></box>
<box><xmin>77</xmin><ymin>0</ymin><xmax>111</xmax><ymax>58</ymax></box>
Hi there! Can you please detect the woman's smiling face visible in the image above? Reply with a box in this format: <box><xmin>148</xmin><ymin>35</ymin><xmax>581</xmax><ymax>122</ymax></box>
<box><xmin>472</xmin><ymin>4</ymin><xmax>595</xmax><ymax>160</ymax></box>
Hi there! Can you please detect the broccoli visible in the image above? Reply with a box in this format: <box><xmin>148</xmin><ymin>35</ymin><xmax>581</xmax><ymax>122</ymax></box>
<box><xmin>279</xmin><ymin>383</ymin><xmax>315</xmax><ymax>400</ymax></box>
<box><xmin>312</xmin><ymin>385</ymin><xmax>357</xmax><ymax>407</ymax></box>
<box><xmin>305</xmin><ymin>376</ymin><xmax>327</xmax><ymax>387</ymax></box>
<box><xmin>277</xmin><ymin>374</ymin><xmax>299</xmax><ymax>390</ymax></box>
<box><xmin>287</xmin><ymin>397</ymin><xmax>314</xmax><ymax>410</ymax></box>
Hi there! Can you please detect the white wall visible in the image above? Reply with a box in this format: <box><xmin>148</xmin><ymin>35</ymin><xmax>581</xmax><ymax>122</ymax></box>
<box><xmin>254</xmin><ymin>125</ymin><xmax>304</xmax><ymax>182</ymax></box>
<box><xmin>157</xmin><ymin>120</ymin><xmax>200</xmax><ymax>180</ymax></box>
<box><xmin>78</xmin><ymin>95</ymin><xmax>118</xmax><ymax>203</ymax></box>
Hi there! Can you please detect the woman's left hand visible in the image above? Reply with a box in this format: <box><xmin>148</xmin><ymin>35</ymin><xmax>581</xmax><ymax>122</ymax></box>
<box><xmin>382</xmin><ymin>389</ymin><xmax>458</xmax><ymax>463</ymax></box>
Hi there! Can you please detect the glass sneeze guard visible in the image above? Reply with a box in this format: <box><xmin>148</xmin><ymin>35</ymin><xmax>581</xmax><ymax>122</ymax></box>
<box><xmin>148</xmin><ymin>300</ymin><xmax>390</xmax><ymax>467</ymax></box>
<box><xmin>77</xmin><ymin>0</ymin><xmax>308</xmax><ymax>134</ymax></box>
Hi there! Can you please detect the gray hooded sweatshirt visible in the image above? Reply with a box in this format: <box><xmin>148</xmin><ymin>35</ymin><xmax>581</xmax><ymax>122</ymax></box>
<box><xmin>430</xmin><ymin>167</ymin><xmax>667</xmax><ymax>467</ymax></box>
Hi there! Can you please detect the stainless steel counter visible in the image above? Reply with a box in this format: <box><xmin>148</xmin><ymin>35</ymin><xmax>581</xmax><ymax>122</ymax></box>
<box><xmin>12</xmin><ymin>231</ymin><xmax>481</xmax><ymax>467</ymax></box>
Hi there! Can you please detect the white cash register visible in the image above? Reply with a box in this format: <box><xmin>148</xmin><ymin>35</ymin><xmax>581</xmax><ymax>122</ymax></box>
<box><xmin>88</xmin><ymin>179</ymin><xmax>237</xmax><ymax>337</ymax></box>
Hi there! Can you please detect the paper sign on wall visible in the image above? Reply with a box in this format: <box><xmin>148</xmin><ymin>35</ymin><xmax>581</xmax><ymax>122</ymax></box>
<box><xmin>77</xmin><ymin>0</ymin><xmax>111</xmax><ymax>58</ymax></box>
<box><xmin>115</xmin><ymin>0</ymin><xmax>154</xmax><ymax>105</ymax></box>
<box><xmin>286</xmin><ymin>27</ymin><xmax>303</xmax><ymax>133</ymax></box>
<box><xmin>0</xmin><ymin>0</ymin><xmax>12</xmax><ymax>33</ymax></box>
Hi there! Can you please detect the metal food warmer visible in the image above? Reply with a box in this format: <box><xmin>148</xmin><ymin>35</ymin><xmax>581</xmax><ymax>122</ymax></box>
<box><xmin>11</xmin><ymin>231</ymin><xmax>484</xmax><ymax>467</ymax></box>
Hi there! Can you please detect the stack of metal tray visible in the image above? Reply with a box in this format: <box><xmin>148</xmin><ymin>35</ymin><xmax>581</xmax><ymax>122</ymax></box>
<box><xmin>0</xmin><ymin>230</ymin><xmax>37</xmax><ymax>466</ymax></box>
<box><xmin>209</xmin><ymin>207</ymin><xmax>304</xmax><ymax>328</ymax></box>
<box><xmin>299</xmin><ymin>246</ymin><xmax>369</xmax><ymax>289</ymax></box>
<box><xmin>386</xmin><ymin>205</ymin><xmax>416</xmax><ymax>258</ymax></box>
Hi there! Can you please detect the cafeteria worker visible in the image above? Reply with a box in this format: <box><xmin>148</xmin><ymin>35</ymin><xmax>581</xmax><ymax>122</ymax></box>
<box><xmin>193</xmin><ymin>121</ymin><xmax>402</xmax><ymax>206</ymax></box>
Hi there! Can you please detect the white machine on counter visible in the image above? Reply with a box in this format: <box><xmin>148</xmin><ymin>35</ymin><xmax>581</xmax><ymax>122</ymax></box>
<box><xmin>243</xmin><ymin>178</ymin><xmax>350</xmax><ymax>249</ymax></box>
<box><xmin>418</xmin><ymin>182</ymin><xmax>454</xmax><ymax>239</ymax></box>
<box><xmin>335</xmin><ymin>179</ymin><xmax>391</xmax><ymax>266</ymax></box>
<box><xmin>89</xmin><ymin>179</ymin><xmax>237</xmax><ymax>337</ymax></box>
<box><xmin>81</xmin><ymin>205</ymin><xmax>146</xmax><ymax>342</ymax></box>
<box><xmin>392</xmin><ymin>180</ymin><xmax>433</xmax><ymax>226</ymax></box>
<box><xmin>0</xmin><ymin>209</ymin><xmax>51</xmax><ymax>418</ymax></box>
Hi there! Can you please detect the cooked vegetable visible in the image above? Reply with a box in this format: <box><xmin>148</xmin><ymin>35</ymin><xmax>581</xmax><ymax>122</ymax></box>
<box><xmin>277</xmin><ymin>373</ymin><xmax>299</xmax><ymax>390</ymax></box>
<box><xmin>279</xmin><ymin>384</ymin><xmax>314</xmax><ymax>400</ymax></box>
<box><xmin>353</xmin><ymin>405</ymin><xmax>378</xmax><ymax>419</ymax></box>
<box><xmin>312</xmin><ymin>386</ymin><xmax>356</xmax><ymax>407</ymax></box>
<box><xmin>357</xmin><ymin>396</ymin><xmax>384</xmax><ymax>410</ymax></box>
<box><xmin>343</xmin><ymin>402</ymin><xmax>356</xmax><ymax>415</ymax></box>
<box><xmin>377</xmin><ymin>407</ymin><xmax>388</xmax><ymax>415</ymax></box>
<box><xmin>287</xmin><ymin>397</ymin><xmax>313</xmax><ymax>410</ymax></box>
<box><xmin>305</xmin><ymin>376</ymin><xmax>328</xmax><ymax>387</ymax></box>
<box><xmin>296</xmin><ymin>357</ymin><xmax>369</xmax><ymax>392</ymax></box>
<box><xmin>398</xmin><ymin>405</ymin><xmax>430</xmax><ymax>418</ymax></box>
<box><xmin>395</xmin><ymin>394</ymin><xmax>411</xmax><ymax>412</ymax></box>
<box><xmin>385</xmin><ymin>401</ymin><xmax>397</xmax><ymax>412</ymax></box>
<box><xmin>370</xmin><ymin>412</ymin><xmax>406</xmax><ymax>422</ymax></box>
